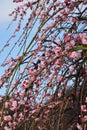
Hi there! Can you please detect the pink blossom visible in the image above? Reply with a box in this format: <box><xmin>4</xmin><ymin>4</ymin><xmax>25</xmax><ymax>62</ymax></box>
<box><xmin>79</xmin><ymin>33</ymin><xmax>87</xmax><ymax>44</ymax></box>
<box><xmin>35</xmin><ymin>118</ymin><xmax>39</xmax><ymax>122</ymax></box>
<box><xmin>31</xmin><ymin>109</ymin><xmax>37</xmax><ymax>114</ymax></box>
<box><xmin>39</xmin><ymin>56</ymin><xmax>45</xmax><ymax>61</ymax></box>
<box><xmin>13</xmin><ymin>0</ymin><xmax>23</xmax><ymax>3</ymax></box>
<box><xmin>52</xmin><ymin>46</ymin><xmax>62</xmax><ymax>56</ymax></box>
<box><xmin>85</xmin><ymin>97</ymin><xmax>87</xmax><ymax>103</ymax></box>
<box><xmin>30</xmin><ymin>76</ymin><xmax>36</xmax><ymax>82</ymax></box>
<box><xmin>70</xmin><ymin>40</ymin><xmax>75</xmax><ymax>46</ymax></box>
<box><xmin>40</xmin><ymin>10</ymin><xmax>47</xmax><ymax>16</ymax></box>
<box><xmin>27</xmin><ymin>23</ymin><xmax>33</xmax><ymax>28</ymax></box>
<box><xmin>64</xmin><ymin>0</ymin><xmax>70</xmax><ymax>3</ymax></box>
<box><xmin>57</xmin><ymin>76</ymin><xmax>63</xmax><ymax>82</ymax></box>
<box><xmin>11</xmin><ymin>34</ymin><xmax>16</xmax><ymax>38</ymax></box>
<box><xmin>15</xmin><ymin>27</ymin><xmax>20</xmax><ymax>32</ymax></box>
<box><xmin>4</xmin><ymin>115</ymin><xmax>12</xmax><ymax>121</ymax></box>
<box><xmin>44</xmin><ymin>110</ymin><xmax>49</xmax><ymax>114</ymax></box>
<box><xmin>71</xmin><ymin>17</ymin><xmax>78</xmax><ymax>22</ymax></box>
<box><xmin>27</xmin><ymin>68</ymin><xmax>37</xmax><ymax>75</ymax></box>
<box><xmin>19</xmin><ymin>100</ymin><xmax>25</xmax><ymax>105</ymax></box>
<box><xmin>82</xmin><ymin>38</ymin><xmax>87</xmax><ymax>44</ymax></box>
<box><xmin>19</xmin><ymin>70</ymin><xmax>24</xmax><ymax>75</ymax></box>
<box><xmin>4</xmin><ymin>126</ymin><xmax>11</xmax><ymax>130</ymax></box>
<box><xmin>4</xmin><ymin>42</ymin><xmax>9</xmax><ymax>47</ymax></box>
<box><xmin>81</xmin><ymin>105</ymin><xmax>87</xmax><ymax>112</ymax></box>
<box><xmin>0</xmin><ymin>79</ymin><xmax>3</xmax><ymax>86</ymax></box>
<box><xmin>12</xmin><ymin>100</ymin><xmax>17</xmax><ymax>108</ymax></box>
<box><xmin>64</xmin><ymin>33</ymin><xmax>71</xmax><ymax>42</ymax></box>
<box><xmin>38</xmin><ymin>126</ymin><xmax>43</xmax><ymax>130</ymax></box>
<box><xmin>69</xmin><ymin>65</ymin><xmax>74</xmax><ymax>73</ymax></box>
<box><xmin>39</xmin><ymin>1</ymin><xmax>43</xmax><ymax>6</ymax></box>
<box><xmin>19</xmin><ymin>112</ymin><xmax>24</xmax><ymax>119</ymax></box>
<box><xmin>0</xmin><ymin>0</ymin><xmax>86</xmax><ymax>130</ymax></box>
<box><xmin>5</xmin><ymin>101</ymin><xmax>9</xmax><ymax>108</ymax></box>
<box><xmin>48</xmin><ymin>104</ymin><xmax>54</xmax><ymax>109</ymax></box>
<box><xmin>16</xmin><ymin>56</ymin><xmax>21</xmax><ymax>60</ymax></box>
<box><xmin>56</xmin><ymin>39</ymin><xmax>61</xmax><ymax>44</ymax></box>
<box><xmin>69</xmin><ymin>52</ymin><xmax>81</xmax><ymax>59</ymax></box>
<box><xmin>21</xmin><ymin>80</ymin><xmax>29</xmax><ymax>90</ymax></box>
<box><xmin>58</xmin><ymin>93</ymin><xmax>62</xmax><ymax>98</ymax></box>
<box><xmin>10</xmin><ymin>100</ymin><xmax>17</xmax><ymax>111</ymax></box>
<box><xmin>77</xmin><ymin>123</ymin><xmax>82</xmax><ymax>130</ymax></box>
<box><xmin>8</xmin><ymin>122</ymin><xmax>14</xmax><ymax>127</ymax></box>
<box><xmin>41</xmin><ymin>34</ymin><xmax>46</xmax><ymax>40</ymax></box>
<box><xmin>82</xmin><ymin>115</ymin><xmax>87</xmax><ymax>122</ymax></box>
<box><xmin>47</xmin><ymin>22</ymin><xmax>56</xmax><ymax>28</ymax></box>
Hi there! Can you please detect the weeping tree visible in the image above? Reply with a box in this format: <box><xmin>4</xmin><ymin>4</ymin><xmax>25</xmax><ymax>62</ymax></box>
<box><xmin>0</xmin><ymin>0</ymin><xmax>87</xmax><ymax>130</ymax></box>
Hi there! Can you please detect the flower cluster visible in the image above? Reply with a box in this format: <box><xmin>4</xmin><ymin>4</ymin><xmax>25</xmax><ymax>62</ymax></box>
<box><xmin>0</xmin><ymin>0</ymin><xmax>87</xmax><ymax>130</ymax></box>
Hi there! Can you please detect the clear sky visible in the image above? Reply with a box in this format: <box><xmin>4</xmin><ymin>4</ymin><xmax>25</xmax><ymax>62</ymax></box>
<box><xmin>0</xmin><ymin>0</ymin><xmax>33</xmax><ymax>95</ymax></box>
<box><xmin>0</xmin><ymin>0</ymin><xmax>18</xmax><ymax>67</ymax></box>
<box><xmin>0</xmin><ymin>0</ymin><xmax>16</xmax><ymax>24</ymax></box>
<box><xmin>0</xmin><ymin>0</ymin><xmax>22</xmax><ymax>42</ymax></box>
<box><xmin>0</xmin><ymin>0</ymin><xmax>19</xmax><ymax>95</ymax></box>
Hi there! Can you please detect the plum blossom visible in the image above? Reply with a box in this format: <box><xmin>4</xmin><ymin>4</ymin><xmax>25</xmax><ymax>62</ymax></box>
<box><xmin>13</xmin><ymin>0</ymin><xmax>23</xmax><ymax>3</ymax></box>
<box><xmin>12</xmin><ymin>101</ymin><xmax>17</xmax><ymax>108</ymax></box>
<box><xmin>4</xmin><ymin>42</ymin><xmax>9</xmax><ymax>47</ymax></box>
<box><xmin>57</xmin><ymin>76</ymin><xmax>63</xmax><ymax>82</ymax></box>
<box><xmin>19</xmin><ymin>112</ymin><xmax>24</xmax><ymax>120</ymax></box>
<box><xmin>8</xmin><ymin>121</ymin><xmax>17</xmax><ymax>127</ymax></box>
<box><xmin>77</xmin><ymin>123</ymin><xmax>82</xmax><ymax>130</ymax></box>
<box><xmin>15</xmin><ymin>26</ymin><xmax>20</xmax><ymax>32</ymax></box>
<box><xmin>0</xmin><ymin>79</ymin><xmax>3</xmax><ymax>86</ymax></box>
<box><xmin>4</xmin><ymin>115</ymin><xmax>12</xmax><ymax>121</ymax></box>
<box><xmin>10</xmin><ymin>100</ymin><xmax>17</xmax><ymax>111</ymax></box>
<box><xmin>69</xmin><ymin>65</ymin><xmax>74</xmax><ymax>73</ymax></box>
<box><xmin>52</xmin><ymin>46</ymin><xmax>62</xmax><ymax>57</ymax></box>
<box><xmin>56</xmin><ymin>38</ymin><xmax>61</xmax><ymax>45</ymax></box>
<box><xmin>85</xmin><ymin>97</ymin><xmax>87</xmax><ymax>103</ymax></box>
<box><xmin>82</xmin><ymin>115</ymin><xmax>87</xmax><ymax>122</ymax></box>
<box><xmin>5</xmin><ymin>101</ymin><xmax>9</xmax><ymax>109</ymax></box>
<box><xmin>4</xmin><ymin>126</ymin><xmax>11</xmax><ymax>130</ymax></box>
<box><xmin>11</xmin><ymin>34</ymin><xmax>16</xmax><ymax>38</ymax></box>
<box><xmin>58</xmin><ymin>93</ymin><xmax>62</xmax><ymax>98</ymax></box>
<box><xmin>81</xmin><ymin>105</ymin><xmax>87</xmax><ymax>112</ymax></box>
<box><xmin>69</xmin><ymin>52</ymin><xmax>81</xmax><ymax>59</ymax></box>
<box><xmin>70</xmin><ymin>40</ymin><xmax>75</xmax><ymax>47</ymax></box>
<box><xmin>79</xmin><ymin>33</ymin><xmax>87</xmax><ymax>44</ymax></box>
<box><xmin>27</xmin><ymin>68</ymin><xmax>37</xmax><ymax>75</ymax></box>
<box><xmin>0</xmin><ymin>0</ymin><xmax>87</xmax><ymax>130</ymax></box>
<box><xmin>19</xmin><ymin>100</ymin><xmax>25</xmax><ymax>105</ymax></box>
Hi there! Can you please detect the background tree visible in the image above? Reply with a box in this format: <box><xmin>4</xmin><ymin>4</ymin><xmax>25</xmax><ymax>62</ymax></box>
<box><xmin>0</xmin><ymin>0</ymin><xmax>87</xmax><ymax>130</ymax></box>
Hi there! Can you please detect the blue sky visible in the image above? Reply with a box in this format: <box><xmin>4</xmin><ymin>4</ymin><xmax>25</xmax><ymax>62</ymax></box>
<box><xmin>0</xmin><ymin>0</ymin><xmax>20</xmax><ymax>95</ymax></box>
<box><xmin>0</xmin><ymin>0</ymin><xmax>36</xmax><ymax>95</ymax></box>
<box><xmin>0</xmin><ymin>0</ymin><xmax>18</xmax><ymax>69</ymax></box>
<box><xmin>0</xmin><ymin>0</ymin><xmax>19</xmax><ymax>45</ymax></box>
<box><xmin>0</xmin><ymin>1</ymin><xmax>16</xmax><ymax>25</ymax></box>
<box><xmin>0</xmin><ymin>0</ymin><xmax>36</xmax><ymax>70</ymax></box>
